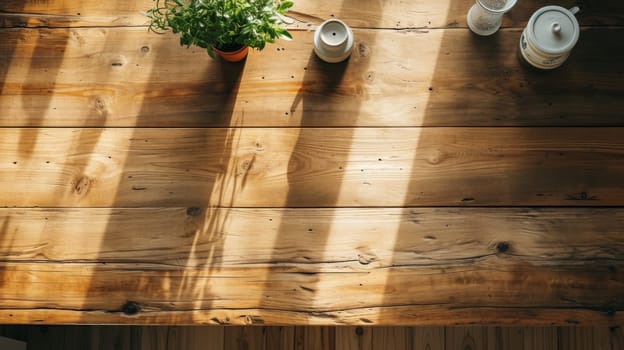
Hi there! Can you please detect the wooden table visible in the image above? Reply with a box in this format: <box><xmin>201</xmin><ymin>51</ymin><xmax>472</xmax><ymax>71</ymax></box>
<box><xmin>0</xmin><ymin>0</ymin><xmax>623</xmax><ymax>326</ymax></box>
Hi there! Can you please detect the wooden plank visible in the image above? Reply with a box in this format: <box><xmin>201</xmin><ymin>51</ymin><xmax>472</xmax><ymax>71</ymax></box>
<box><xmin>224</xmin><ymin>326</ymin><xmax>265</xmax><ymax>350</ymax></box>
<box><xmin>558</xmin><ymin>327</ymin><xmax>615</xmax><ymax>350</ymax></box>
<box><xmin>523</xmin><ymin>327</ymin><xmax>557</xmax><ymax>350</ymax></box>
<box><xmin>1</xmin><ymin>306</ymin><xmax>621</xmax><ymax>327</ymax></box>
<box><xmin>24</xmin><ymin>326</ymin><xmax>112</xmax><ymax>350</ymax></box>
<box><xmin>1</xmin><ymin>127</ymin><xmax>623</xmax><ymax>207</ymax></box>
<box><xmin>136</xmin><ymin>326</ymin><xmax>168</xmax><ymax>350</ymax></box>
<box><xmin>335</xmin><ymin>326</ymin><xmax>371</xmax><ymax>350</ymax></box>
<box><xmin>446</xmin><ymin>326</ymin><xmax>487</xmax><ymax>350</ymax></box>
<box><xmin>413</xmin><ymin>327</ymin><xmax>445</xmax><ymax>350</ymax></box>
<box><xmin>0</xmin><ymin>262</ymin><xmax>620</xmax><ymax>325</ymax></box>
<box><xmin>1</xmin><ymin>325</ymin><xmax>620</xmax><ymax>348</ymax></box>
<box><xmin>88</xmin><ymin>326</ymin><xmax>137</xmax><ymax>350</ymax></box>
<box><xmin>1</xmin><ymin>28</ymin><xmax>623</xmax><ymax>128</ymax></box>
<box><xmin>168</xmin><ymin>326</ymin><xmax>224</xmax><ymax>350</ymax></box>
<box><xmin>294</xmin><ymin>326</ymin><xmax>335</xmax><ymax>350</ymax></box>
<box><xmin>487</xmin><ymin>327</ymin><xmax>523</xmax><ymax>350</ymax></box>
<box><xmin>16</xmin><ymin>325</ymin><xmax>223</xmax><ymax>350</ymax></box>
<box><xmin>2</xmin><ymin>207</ymin><xmax>623</xmax><ymax>266</ymax></box>
<box><xmin>1</xmin><ymin>0</ymin><xmax>622</xmax><ymax>28</ymax></box>
<box><xmin>1</xmin><ymin>207</ymin><xmax>621</xmax><ymax>326</ymax></box>
<box><xmin>372</xmin><ymin>327</ymin><xmax>412</xmax><ymax>350</ymax></box>
<box><xmin>264</xmin><ymin>327</ymin><xmax>295</xmax><ymax>350</ymax></box>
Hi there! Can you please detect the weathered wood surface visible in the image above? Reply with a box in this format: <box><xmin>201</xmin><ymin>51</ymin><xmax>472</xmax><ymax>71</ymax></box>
<box><xmin>1</xmin><ymin>208</ymin><xmax>623</xmax><ymax>265</ymax></box>
<box><xmin>0</xmin><ymin>242</ymin><xmax>621</xmax><ymax>324</ymax></box>
<box><xmin>414</xmin><ymin>327</ymin><xmax>445</xmax><ymax>350</ymax></box>
<box><xmin>335</xmin><ymin>326</ymin><xmax>372</xmax><ymax>350</ymax></box>
<box><xmin>3</xmin><ymin>325</ymin><xmax>621</xmax><ymax>350</ymax></box>
<box><xmin>1</xmin><ymin>207</ymin><xmax>622</xmax><ymax>324</ymax></box>
<box><xmin>1</xmin><ymin>0</ymin><xmax>623</xmax><ymax>327</ymax></box>
<box><xmin>1</xmin><ymin>28</ymin><xmax>623</xmax><ymax>127</ymax></box>
<box><xmin>1</xmin><ymin>0</ymin><xmax>622</xmax><ymax>28</ymax></box>
<box><xmin>1</xmin><ymin>128</ymin><xmax>623</xmax><ymax>207</ymax></box>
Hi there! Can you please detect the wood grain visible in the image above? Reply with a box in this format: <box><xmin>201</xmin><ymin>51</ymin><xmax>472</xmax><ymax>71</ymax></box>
<box><xmin>413</xmin><ymin>327</ymin><xmax>445</xmax><ymax>350</ymax></box>
<box><xmin>1</xmin><ymin>127</ymin><xmax>623</xmax><ymax>207</ymax></box>
<box><xmin>1</xmin><ymin>0</ymin><xmax>623</xmax><ymax>330</ymax></box>
<box><xmin>372</xmin><ymin>327</ymin><xmax>412</xmax><ymax>350</ymax></box>
<box><xmin>0</xmin><ymin>261</ymin><xmax>620</xmax><ymax>325</ymax></box>
<box><xmin>166</xmin><ymin>326</ymin><xmax>224</xmax><ymax>350</ymax></box>
<box><xmin>523</xmin><ymin>327</ymin><xmax>557</xmax><ymax>350</ymax></box>
<box><xmin>335</xmin><ymin>326</ymin><xmax>371</xmax><ymax>350</ymax></box>
<box><xmin>446</xmin><ymin>326</ymin><xmax>487</xmax><ymax>350</ymax></box>
<box><xmin>265</xmin><ymin>326</ymin><xmax>295</xmax><ymax>350</ymax></box>
<box><xmin>224</xmin><ymin>327</ymin><xmax>264</xmax><ymax>350</ymax></box>
<box><xmin>1</xmin><ymin>28</ymin><xmax>623</xmax><ymax>127</ymax></box>
<box><xmin>1</xmin><ymin>207</ymin><xmax>621</xmax><ymax>324</ymax></box>
<box><xmin>295</xmin><ymin>327</ymin><xmax>335</xmax><ymax>350</ymax></box>
<box><xmin>487</xmin><ymin>327</ymin><xmax>524</xmax><ymax>350</ymax></box>
<box><xmin>89</xmin><ymin>326</ymin><xmax>136</xmax><ymax>350</ymax></box>
<box><xmin>1</xmin><ymin>207</ymin><xmax>622</xmax><ymax>267</ymax></box>
<box><xmin>1</xmin><ymin>0</ymin><xmax>622</xmax><ymax>28</ymax></box>
<box><xmin>2</xmin><ymin>325</ymin><xmax>621</xmax><ymax>349</ymax></box>
<box><xmin>0</xmin><ymin>326</ymin><xmax>621</xmax><ymax>350</ymax></box>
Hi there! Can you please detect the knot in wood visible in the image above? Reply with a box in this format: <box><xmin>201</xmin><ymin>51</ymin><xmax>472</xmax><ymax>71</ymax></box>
<box><xmin>357</xmin><ymin>253</ymin><xmax>377</xmax><ymax>265</ymax></box>
<box><xmin>94</xmin><ymin>97</ymin><xmax>106</xmax><ymax>110</ymax></box>
<box><xmin>358</xmin><ymin>43</ymin><xmax>370</xmax><ymax>58</ymax></box>
<box><xmin>496</xmin><ymin>242</ymin><xmax>510</xmax><ymax>253</ymax></box>
<box><xmin>427</xmin><ymin>149</ymin><xmax>446</xmax><ymax>165</ymax></box>
<box><xmin>121</xmin><ymin>301</ymin><xmax>140</xmax><ymax>315</ymax></box>
<box><xmin>355</xmin><ymin>326</ymin><xmax>364</xmax><ymax>336</ymax></box>
<box><xmin>93</xmin><ymin>95</ymin><xmax>110</xmax><ymax>117</ymax></box>
<box><xmin>74</xmin><ymin>176</ymin><xmax>91</xmax><ymax>195</ymax></box>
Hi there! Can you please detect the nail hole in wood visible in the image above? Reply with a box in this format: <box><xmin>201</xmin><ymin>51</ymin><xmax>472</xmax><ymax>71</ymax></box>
<box><xmin>186</xmin><ymin>207</ymin><xmax>201</xmax><ymax>216</ymax></box>
<box><xmin>496</xmin><ymin>242</ymin><xmax>510</xmax><ymax>253</ymax></box>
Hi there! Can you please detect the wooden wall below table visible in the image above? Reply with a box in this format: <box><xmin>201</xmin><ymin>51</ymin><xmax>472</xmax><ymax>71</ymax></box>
<box><xmin>1</xmin><ymin>325</ymin><xmax>623</xmax><ymax>349</ymax></box>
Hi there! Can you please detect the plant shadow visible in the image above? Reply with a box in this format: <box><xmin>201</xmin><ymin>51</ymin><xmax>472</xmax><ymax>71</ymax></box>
<box><xmin>73</xmin><ymin>34</ymin><xmax>247</xmax><ymax>322</ymax></box>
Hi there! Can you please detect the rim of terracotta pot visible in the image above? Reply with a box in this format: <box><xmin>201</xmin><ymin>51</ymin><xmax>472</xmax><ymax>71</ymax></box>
<box><xmin>213</xmin><ymin>45</ymin><xmax>249</xmax><ymax>62</ymax></box>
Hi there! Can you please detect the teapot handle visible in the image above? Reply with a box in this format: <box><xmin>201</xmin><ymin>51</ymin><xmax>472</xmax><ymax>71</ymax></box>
<box><xmin>569</xmin><ymin>6</ymin><xmax>580</xmax><ymax>16</ymax></box>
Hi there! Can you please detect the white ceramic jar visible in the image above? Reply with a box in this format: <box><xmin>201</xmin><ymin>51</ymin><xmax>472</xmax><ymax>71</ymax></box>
<box><xmin>519</xmin><ymin>6</ymin><xmax>580</xmax><ymax>69</ymax></box>
<box><xmin>313</xmin><ymin>19</ymin><xmax>354</xmax><ymax>63</ymax></box>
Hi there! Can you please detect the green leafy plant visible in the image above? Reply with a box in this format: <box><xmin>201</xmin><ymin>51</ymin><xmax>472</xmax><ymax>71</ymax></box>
<box><xmin>147</xmin><ymin>0</ymin><xmax>294</xmax><ymax>58</ymax></box>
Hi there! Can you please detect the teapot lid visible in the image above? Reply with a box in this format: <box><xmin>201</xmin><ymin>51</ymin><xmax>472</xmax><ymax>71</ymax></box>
<box><xmin>527</xmin><ymin>5</ymin><xmax>579</xmax><ymax>55</ymax></box>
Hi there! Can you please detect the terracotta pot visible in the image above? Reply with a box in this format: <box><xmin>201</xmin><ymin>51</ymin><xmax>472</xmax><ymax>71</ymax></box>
<box><xmin>213</xmin><ymin>45</ymin><xmax>249</xmax><ymax>62</ymax></box>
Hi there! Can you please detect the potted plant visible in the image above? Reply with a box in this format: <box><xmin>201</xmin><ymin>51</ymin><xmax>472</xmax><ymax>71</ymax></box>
<box><xmin>147</xmin><ymin>0</ymin><xmax>294</xmax><ymax>62</ymax></box>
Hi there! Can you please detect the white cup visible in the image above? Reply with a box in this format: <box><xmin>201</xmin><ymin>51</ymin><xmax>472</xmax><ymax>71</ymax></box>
<box><xmin>467</xmin><ymin>0</ymin><xmax>518</xmax><ymax>36</ymax></box>
<box><xmin>313</xmin><ymin>19</ymin><xmax>354</xmax><ymax>63</ymax></box>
